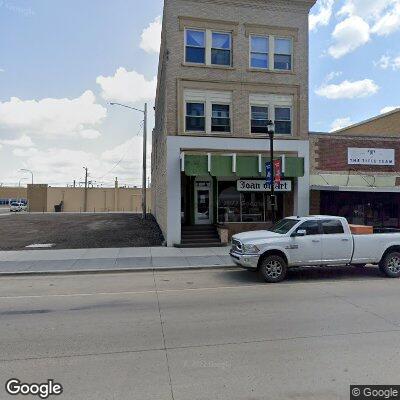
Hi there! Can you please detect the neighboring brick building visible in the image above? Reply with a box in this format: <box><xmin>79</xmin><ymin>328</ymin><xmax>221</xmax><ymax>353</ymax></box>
<box><xmin>152</xmin><ymin>0</ymin><xmax>316</xmax><ymax>246</ymax></box>
<box><xmin>310</xmin><ymin>108</ymin><xmax>400</xmax><ymax>228</ymax></box>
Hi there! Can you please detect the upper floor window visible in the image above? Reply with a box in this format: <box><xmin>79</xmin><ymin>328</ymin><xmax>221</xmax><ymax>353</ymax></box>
<box><xmin>275</xmin><ymin>107</ymin><xmax>291</xmax><ymax>134</ymax></box>
<box><xmin>184</xmin><ymin>89</ymin><xmax>232</xmax><ymax>134</ymax></box>
<box><xmin>274</xmin><ymin>38</ymin><xmax>292</xmax><ymax>70</ymax></box>
<box><xmin>249</xmin><ymin>94</ymin><xmax>293</xmax><ymax>136</ymax></box>
<box><xmin>186</xmin><ymin>103</ymin><xmax>205</xmax><ymax>132</ymax></box>
<box><xmin>185</xmin><ymin>30</ymin><xmax>206</xmax><ymax>64</ymax></box>
<box><xmin>212</xmin><ymin>104</ymin><xmax>230</xmax><ymax>132</ymax></box>
<box><xmin>185</xmin><ymin>28</ymin><xmax>232</xmax><ymax>67</ymax></box>
<box><xmin>249</xmin><ymin>34</ymin><xmax>293</xmax><ymax>72</ymax></box>
<box><xmin>250</xmin><ymin>36</ymin><xmax>269</xmax><ymax>69</ymax></box>
<box><xmin>251</xmin><ymin>106</ymin><xmax>269</xmax><ymax>134</ymax></box>
<box><xmin>211</xmin><ymin>32</ymin><xmax>232</xmax><ymax>66</ymax></box>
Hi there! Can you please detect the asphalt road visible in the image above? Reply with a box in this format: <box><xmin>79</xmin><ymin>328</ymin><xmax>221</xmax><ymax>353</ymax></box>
<box><xmin>1</xmin><ymin>267</ymin><xmax>400</xmax><ymax>400</ymax></box>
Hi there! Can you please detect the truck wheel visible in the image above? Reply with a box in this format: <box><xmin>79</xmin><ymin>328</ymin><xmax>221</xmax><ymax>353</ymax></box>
<box><xmin>259</xmin><ymin>255</ymin><xmax>287</xmax><ymax>283</ymax></box>
<box><xmin>380</xmin><ymin>252</ymin><xmax>400</xmax><ymax>278</ymax></box>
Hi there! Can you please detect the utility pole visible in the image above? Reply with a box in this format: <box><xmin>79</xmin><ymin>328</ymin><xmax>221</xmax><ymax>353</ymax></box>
<box><xmin>83</xmin><ymin>167</ymin><xmax>88</xmax><ymax>212</ymax></box>
<box><xmin>142</xmin><ymin>103</ymin><xmax>147</xmax><ymax>219</ymax></box>
<box><xmin>109</xmin><ymin>101</ymin><xmax>148</xmax><ymax>219</ymax></box>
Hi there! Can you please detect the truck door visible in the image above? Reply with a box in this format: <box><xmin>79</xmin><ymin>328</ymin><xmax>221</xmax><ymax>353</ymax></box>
<box><xmin>289</xmin><ymin>220</ymin><xmax>322</xmax><ymax>265</ymax></box>
<box><xmin>320</xmin><ymin>219</ymin><xmax>352</xmax><ymax>264</ymax></box>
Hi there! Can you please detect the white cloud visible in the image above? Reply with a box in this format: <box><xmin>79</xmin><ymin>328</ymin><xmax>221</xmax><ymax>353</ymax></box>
<box><xmin>330</xmin><ymin>117</ymin><xmax>352</xmax><ymax>132</ymax></box>
<box><xmin>338</xmin><ymin>0</ymin><xmax>397</xmax><ymax>21</ymax></box>
<box><xmin>309</xmin><ymin>0</ymin><xmax>335</xmax><ymax>31</ymax></box>
<box><xmin>0</xmin><ymin>134</ymin><xmax>34</xmax><ymax>148</ymax></box>
<box><xmin>79</xmin><ymin>129</ymin><xmax>101</xmax><ymax>139</ymax></box>
<box><xmin>381</xmin><ymin>106</ymin><xmax>400</xmax><ymax>114</ymax></box>
<box><xmin>12</xmin><ymin>147</ymin><xmax>38</xmax><ymax>157</ymax></box>
<box><xmin>96</xmin><ymin>67</ymin><xmax>156</xmax><ymax>104</ymax></box>
<box><xmin>325</xmin><ymin>71</ymin><xmax>342</xmax><ymax>82</ymax></box>
<box><xmin>0</xmin><ymin>68</ymin><xmax>4</xmax><ymax>73</ymax></box>
<box><xmin>328</xmin><ymin>16</ymin><xmax>370</xmax><ymax>58</ymax></box>
<box><xmin>0</xmin><ymin>90</ymin><xmax>107</xmax><ymax>139</ymax></box>
<box><xmin>140</xmin><ymin>16</ymin><xmax>162</xmax><ymax>54</ymax></box>
<box><xmin>371</xmin><ymin>3</ymin><xmax>400</xmax><ymax>35</ymax></box>
<box><xmin>315</xmin><ymin>79</ymin><xmax>379</xmax><ymax>99</ymax></box>
<box><xmin>374</xmin><ymin>54</ymin><xmax>400</xmax><ymax>70</ymax></box>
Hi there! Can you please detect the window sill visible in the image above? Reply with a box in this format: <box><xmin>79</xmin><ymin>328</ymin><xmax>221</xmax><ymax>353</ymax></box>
<box><xmin>182</xmin><ymin>63</ymin><xmax>235</xmax><ymax>70</ymax></box>
<box><xmin>247</xmin><ymin>68</ymin><xmax>295</xmax><ymax>75</ymax></box>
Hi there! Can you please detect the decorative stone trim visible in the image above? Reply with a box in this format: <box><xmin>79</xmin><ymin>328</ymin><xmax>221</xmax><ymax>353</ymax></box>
<box><xmin>178</xmin><ymin>16</ymin><xmax>239</xmax><ymax>35</ymax></box>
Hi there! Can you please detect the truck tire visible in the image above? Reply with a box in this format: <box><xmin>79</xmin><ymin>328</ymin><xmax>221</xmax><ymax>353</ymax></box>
<box><xmin>259</xmin><ymin>255</ymin><xmax>287</xmax><ymax>283</ymax></box>
<box><xmin>379</xmin><ymin>252</ymin><xmax>400</xmax><ymax>278</ymax></box>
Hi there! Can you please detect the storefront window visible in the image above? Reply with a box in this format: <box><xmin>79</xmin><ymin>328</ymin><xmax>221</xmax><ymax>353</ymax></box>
<box><xmin>218</xmin><ymin>181</ymin><xmax>286</xmax><ymax>223</ymax></box>
<box><xmin>241</xmin><ymin>192</ymin><xmax>264</xmax><ymax>222</ymax></box>
<box><xmin>218</xmin><ymin>182</ymin><xmax>240</xmax><ymax>222</ymax></box>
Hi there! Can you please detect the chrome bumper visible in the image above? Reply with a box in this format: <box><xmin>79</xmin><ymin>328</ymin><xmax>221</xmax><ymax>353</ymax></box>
<box><xmin>230</xmin><ymin>250</ymin><xmax>259</xmax><ymax>270</ymax></box>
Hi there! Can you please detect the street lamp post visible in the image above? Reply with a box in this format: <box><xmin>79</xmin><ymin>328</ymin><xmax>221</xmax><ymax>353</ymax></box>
<box><xmin>18</xmin><ymin>177</ymin><xmax>28</xmax><ymax>187</ymax></box>
<box><xmin>20</xmin><ymin>169</ymin><xmax>33</xmax><ymax>185</ymax></box>
<box><xmin>109</xmin><ymin>102</ymin><xmax>148</xmax><ymax>220</ymax></box>
<box><xmin>266</xmin><ymin>120</ymin><xmax>276</xmax><ymax>224</ymax></box>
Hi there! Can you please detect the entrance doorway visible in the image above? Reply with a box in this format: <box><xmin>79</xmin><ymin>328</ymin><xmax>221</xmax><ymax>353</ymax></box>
<box><xmin>194</xmin><ymin>181</ymin><xmax>212</xmax><ymax>225</ymax></box>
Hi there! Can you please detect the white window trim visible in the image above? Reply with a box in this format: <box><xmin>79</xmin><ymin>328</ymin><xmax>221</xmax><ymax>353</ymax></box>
<box><xmin>249</xmin><ymin>34</ymin><xmax>293</xmax><ymax>72</ymax></box>
<box><xmin>250</xmin><ymin>104</ymin><xmax>269</xmax><ymax>135</ymax></box>
<box><xmin>184</xmin><ymin>90</ymin><xmax>233</xmax><ymax>135</ymax></box>
<box><xmin>249</xmin><ymin>96</ymin><xmax>293</xmax><ymax>136</ymax></box>
<box><xmin>273</xmin><ymin>36</ymin><xmax>293</xmax><ymax>71</ymax></box>
<box><xmin>274</xmin><ymin>106</ymin><xmax>293</xmax><ymax>135</ymax></box>
<box><xmin>185</xmin><ymin>101</ymin><xmax>206</xmax><ymax>133</ymax></box>
<box><xmin>184</xmin><ymin>28</ymin><xmax>232</xmax><ymax>67</ymax></box>
<box><xmin>184</xmin><ymin>28</ymin><xmax>206</xmax><ymax>65</ymax></box>
<box><xmin>249</xmin><ymin>34</ymin><xmax>269</xmax><ymax>70</ymax></box>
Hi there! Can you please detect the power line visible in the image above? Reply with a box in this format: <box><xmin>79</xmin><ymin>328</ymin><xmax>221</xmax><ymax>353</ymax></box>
<box><xmin>95</xmin><ymin>120</ymin><xmax>144</xmax><ymax>181</ymax></box>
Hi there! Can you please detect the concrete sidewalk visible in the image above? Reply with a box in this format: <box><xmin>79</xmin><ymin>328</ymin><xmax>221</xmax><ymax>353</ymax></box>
<box><xmin>0</xmin><ymin>246</ymin><xmax>235</xmax><ymax>275</ymax></box>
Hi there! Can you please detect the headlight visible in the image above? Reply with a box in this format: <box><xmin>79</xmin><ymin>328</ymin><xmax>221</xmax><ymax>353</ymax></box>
<box><xmin>242</xmin><ymin>244</ymin><xmax>260</xmax><ymax>254</ymax></box>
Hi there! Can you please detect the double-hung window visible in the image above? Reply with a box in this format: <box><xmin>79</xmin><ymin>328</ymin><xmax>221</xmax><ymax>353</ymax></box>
<box><xmin>251</xmin><ymin>106</ymin><xmax>269</xmax><ymax>134</ymax></box>
<box><xmin>250</xmin><ymin>36</ymin><xmax>269</xmax><ymax>69</ymax></box>
<box><xmin>185</xmin><ymin>30</ymin><xmax>206</xmax><ymax>64</ymax></box>
<box><xmin>185</xmin><ymin>29</ymin><xmax>232</xmax><ymax>66</ymax></box>
<box><xmin>274</xmin><ymin>38</ymin><xmax>292</xmax><ymax>70</ymax></box>
<box><xmin>211</xmin><ymin>32</ymin><xmax>231</xmax><ymax>66</ymax></box>
<box><xmin>186</xmin><ymin>103</ymin><xmax>205</xmax><ymax>132</ymax></box>
<box><xmin>212</xmin><ymin>104</ymin><xmax>230</xmax><ymax>132</ymax></box>
<box><xmin>275</xmin><ymin>107</ymin><xmax>292</xmax><ymax>134</ymax></box>
<box><xmin>184</xmin><ymin>90</ymin><xmax>232</xmax><ymax>134</ymax></box>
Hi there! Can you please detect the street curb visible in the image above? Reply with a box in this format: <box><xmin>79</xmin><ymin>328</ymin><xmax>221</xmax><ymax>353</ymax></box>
<box><xmin>0</xmin><ymin>264</ymin><xmax>238</xmax><ymax>277</ymax></box>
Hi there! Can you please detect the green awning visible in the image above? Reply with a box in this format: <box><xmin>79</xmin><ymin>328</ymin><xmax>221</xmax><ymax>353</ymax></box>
<box><xmin>184</xmin><ymin>155</ymin><xmax>208</xmax><ymax>176</ymax></box>
<box><xmin>183</xmin><ymin>154</ymin><xmax>304</xmax><ymax>178</ymax></box>
<box><xmin>236</xmin><ymin>156</ymin><xmax>259</xmax><ymax>177</ymax></box>
<box><xmin>210</xmin><ymin>155</ymin><xmax>234</xmax><ymax>177</ymax></box>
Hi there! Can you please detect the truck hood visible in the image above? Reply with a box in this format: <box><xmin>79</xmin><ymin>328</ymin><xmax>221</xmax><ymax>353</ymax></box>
<box><xmin>232</xmin><ymin>230</ymin><xmax>284</xmax><ymax>244</ymax></box>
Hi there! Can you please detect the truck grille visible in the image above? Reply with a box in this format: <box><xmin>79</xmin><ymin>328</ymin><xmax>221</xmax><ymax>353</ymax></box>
<box><xmin>231</xmin><ymin>239</ymin><xmax>242</xmax><ymax>253</ymax></box>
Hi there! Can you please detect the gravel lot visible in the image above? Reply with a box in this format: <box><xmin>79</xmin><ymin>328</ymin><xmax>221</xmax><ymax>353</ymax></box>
<box><xmin>0</xmin><ymin>213</ymin><xmax>164</xmax><ymax>250</ymax></box>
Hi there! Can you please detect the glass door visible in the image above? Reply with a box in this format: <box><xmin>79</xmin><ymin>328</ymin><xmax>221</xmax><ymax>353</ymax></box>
<box><xmin>195</xmin><ymin>182</ymin><xmax>212</xmax><ymax>225</ymax></box>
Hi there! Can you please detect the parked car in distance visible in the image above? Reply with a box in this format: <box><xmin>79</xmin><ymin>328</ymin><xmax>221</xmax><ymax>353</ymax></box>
<box><xmin>9</xmin><ymin>202</ymin><xmax>27</xmax><ymax>212</ymax></box>
<box><xmin>230</xmin><ymin>216</ymin><xmax>400</xmax><ymax>283</ymax></box>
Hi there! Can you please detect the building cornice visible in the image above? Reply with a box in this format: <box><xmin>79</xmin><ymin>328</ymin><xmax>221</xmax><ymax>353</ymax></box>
<box><xmin>179</xmin><ymin>0</ymin><xmax>317</xmax><ymax>12</ymax></box>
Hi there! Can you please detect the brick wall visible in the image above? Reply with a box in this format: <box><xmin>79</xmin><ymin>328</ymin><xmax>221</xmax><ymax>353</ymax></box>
<box><xmin>311</xmin><ymin>135</ymin><xmax>400</xmax><ymax>174</ymax></box>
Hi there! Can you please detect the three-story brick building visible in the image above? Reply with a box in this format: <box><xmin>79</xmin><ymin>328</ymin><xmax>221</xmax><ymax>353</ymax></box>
<box><xmin>152</xmin><ymin>0</ymin><xmax>316</xmax><ymax>246</ymax></box>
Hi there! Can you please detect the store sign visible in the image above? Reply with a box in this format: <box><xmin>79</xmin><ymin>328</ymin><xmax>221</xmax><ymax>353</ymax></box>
<box><xmin>348</xmin><ymin>148</ymin><xmax>395</xmax><ymax>166</ymax></box>
<box><xmin>237</xmin><ymin>180</ymin><xmax>292</xmax><ymax>192</ymax></box>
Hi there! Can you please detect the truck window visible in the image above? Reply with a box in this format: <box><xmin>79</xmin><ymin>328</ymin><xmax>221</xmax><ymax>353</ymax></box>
<box><xmin>297</xmin><ymin>220</ymin><xmax>320</xmax><ymax>235</ymax></box>
<box><xmin>321</xmin><ymin>220</ymin><xmax>344</xmax><ymax>234</ymax></box>
<box><xmin>268</xmin><ymin>218</ymin><xmax>300</xmax><ymax>234</ymax></box>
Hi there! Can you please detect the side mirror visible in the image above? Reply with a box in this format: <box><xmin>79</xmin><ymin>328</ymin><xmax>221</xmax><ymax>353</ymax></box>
<box><xmin>292</xmin><ymin>229</ymin><xmax>306</xmax><ymax>237</ymax></box>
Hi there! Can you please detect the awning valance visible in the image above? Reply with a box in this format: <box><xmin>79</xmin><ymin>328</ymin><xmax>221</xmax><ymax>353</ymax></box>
<box><xmin>182</xmin><ymin>153</ymin><xmax>304</xmax><ymax>178</ymax></box>
<box><xmin>310</xmin><ymin>174</ymin><xmax>400</xmax><ymax>193</ymax></box>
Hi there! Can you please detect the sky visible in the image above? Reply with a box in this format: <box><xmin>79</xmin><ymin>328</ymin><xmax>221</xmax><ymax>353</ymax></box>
<box><xmin>0</xmin><ymin>0</ymin><xmax>399</xmax><ymax>187</ymax></box>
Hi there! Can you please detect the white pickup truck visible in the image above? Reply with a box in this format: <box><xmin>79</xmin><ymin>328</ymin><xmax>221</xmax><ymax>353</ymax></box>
<box><xmin>230</xmin><ymin>216</ymin><xmax>400</xmax><ymax>283</ymax></box>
